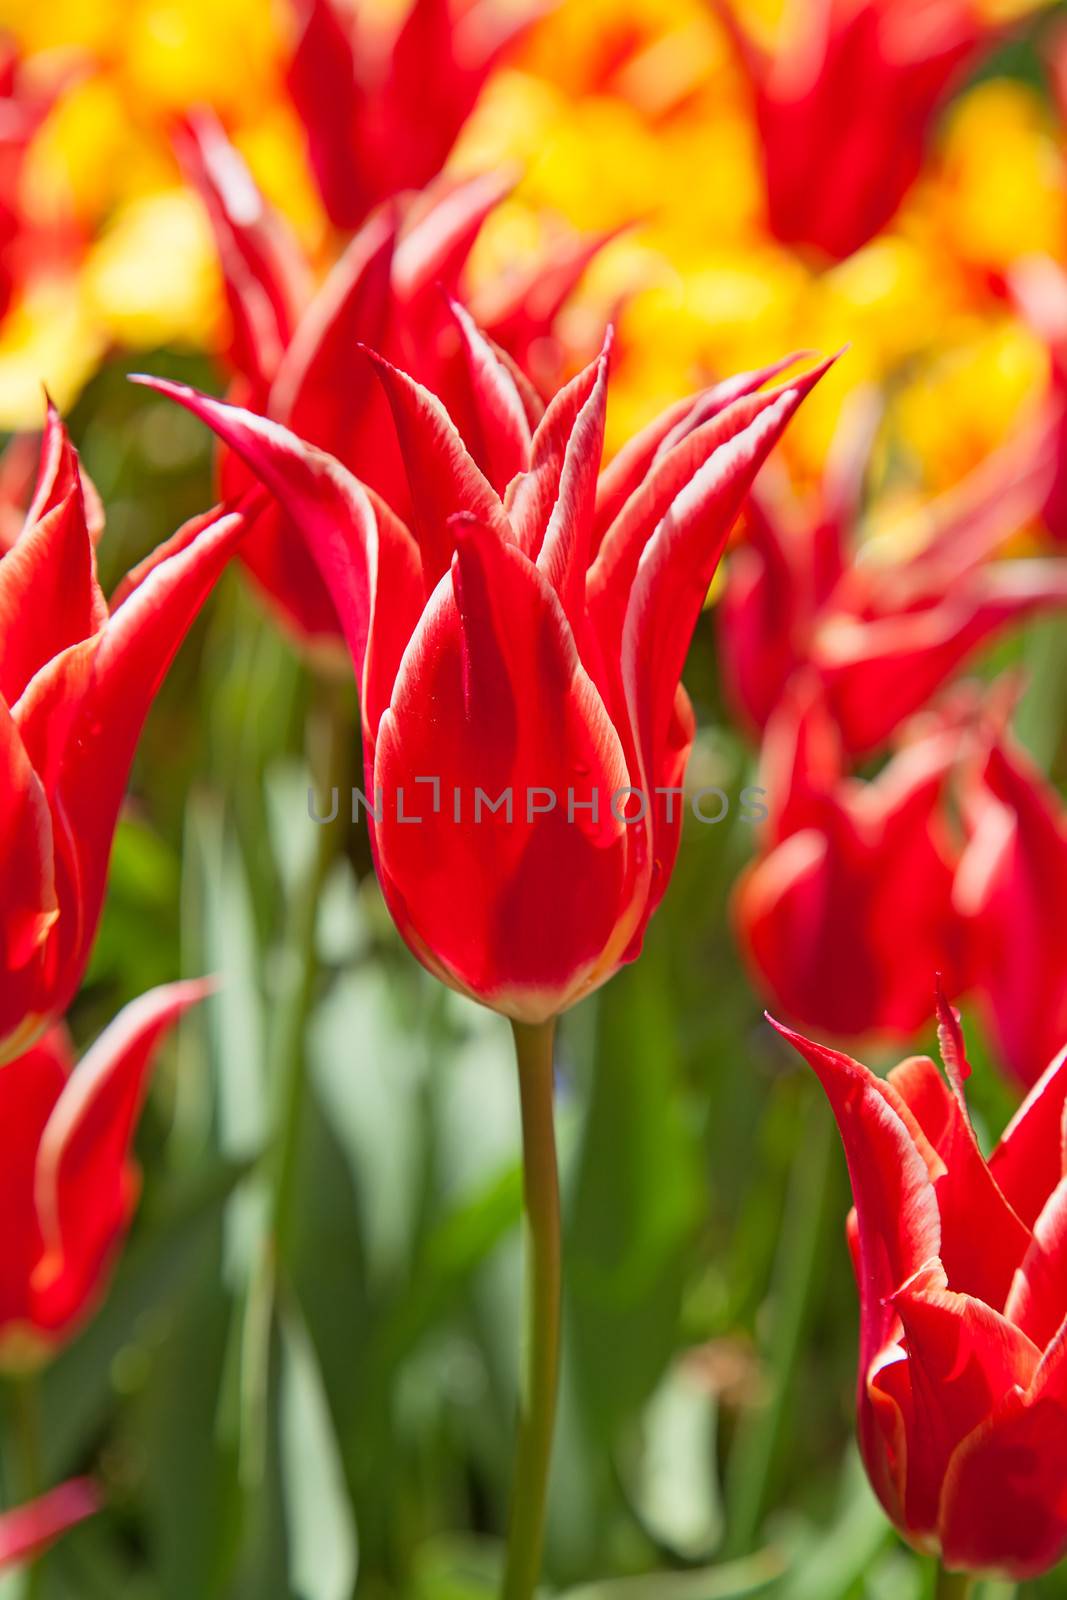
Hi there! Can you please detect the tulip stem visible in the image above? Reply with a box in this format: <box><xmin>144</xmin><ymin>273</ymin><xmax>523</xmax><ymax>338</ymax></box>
<box><xmin>502</xmin><ymin>1017</ymin><xmax>561</xmax><ymax>1600</ymax></box>
<box><xmin>11</xmin><ymin>1373</ymin><xmax>44</xmax><ymax>1598</ymax></box>
<box><xmin>934</xmin><ymin>1565</ymin><xmax>975</xmax><ymax>1600</ymax></box>
<box><xmin>269</xmin><ymin>679</ymin><xmax>352</xmax><ymax>1258</ymax></box>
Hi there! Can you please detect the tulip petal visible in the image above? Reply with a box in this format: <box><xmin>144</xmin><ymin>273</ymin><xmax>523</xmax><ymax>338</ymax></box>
<box><xmin>1004</xmin><ymin>1177</ymin><xmax>1067</xmax><ymax>1348</ymax></box>
<box><xmin>535</xmin><ymin>348</ymin><xmax>609</xmax><ymax>630</ymax></box>
<box><xmin>37</xmin><ymin>499</ymin><xmax>246</xmax><ymax>1019</ymax></box>
<box><xmin>364</xmin><ymin>350</ymin><xmax>510</xmax><ymax>587</ymax></box>
<box><xmin>592</xmin><ymin>369</ymin><xmax>827</xmax><ymax>656</ymax></box>
<box><xmin>32</xmin><ymin>981</ymin><xmax>210</xmax><ymax>1332</ymax></box>
<box><xmin>0</xmin><ymin>697</ymin><xmax>56</xmax><ymax>980</ymax></box>
<box><xmin>0</xmin><ymin>1480</ymin><xmax>99</xmax><ymax>1570</ymax></box>
<box><xmin>392</xmin><ymin>170</ymin><xmax>514</xmax><ymax>306</ymax></box>
<box><xmin>956</xmin><ymin>740</ymin><xmax>1067</xmax><ymax>1089</ymax></box>
<box><xmin>0</xmin><ymin>1031</ymin><xmax>66</xmax><ymax>1329</ymax></box>
<box><xmin>479</xmin><ymin>223</ymin><xmax>622</xmax><ymax>389</ymax></box>
<box><xmin>175</xmin><ymin>111</ymin><xmax>312</xmax><ymax>394</ymax></box>
<box><xmin>130</xmin><ymin>379</ymin><xmax>388</xmax><ymax>684</ymax></box>
<box><xmin>25</xmin><ymin>400</ymin><xmax>104</xmax><ymax>543</ymax></box>
<box><xmin>818</xmin><ymin>563</ymin><xmax>1067</xmax><ymax>758</ymax></box>
<box><xmin>892</xmin><ymin>1273</ymin><xmax>1041</xmax><ymax>1538</ymax></box>
<box><xmin>770</xmin><ymin>1020</ymin><xmax>942</xmax><ymax>1377</ymax></box>
<box><xmin>448</xmin><ymin>297</ymin><xmax>534</xmax><ymax>497</ymax></box>
<box><xmin>937</xmin><ymin>1317</ymin><xmax>1067</xmax><ymax>1578</ymax></box>
<box><xmin>270</xmin><ymin>212</ymin><xmax>396</xmax><ymax>471</ymax></box>
<box><xmin>286</xmin><ymin>0</ymin><xmax>366</xmax><ymax>231</ymax></box>
<box><xmin>0</xmin><ymin>488</ymin><xmax>106</xmax><ymax>706</ymax></box>
<box><xmin>506</xmin><ymin>345</ymin><xmax>607</xmax><ymax>559</ymax></box>
<box><xmin>592</xmin><ymin>356</ymin><xmax>803</xmax><ymax>546</ymax></box>
<box><xmin>991</xmin><ymin>1045</ymin><xmax>1067</xmax><ymax>1229</ymax></box>
<box><xmin>372</xmin><ymin>519</ymin><xmax>636</xmax><ymax>1019</ymax></box>
<box><xmin>618</xmin><ymin>368</ymin><xmax>829</xmax><ymax>898</ymax></box>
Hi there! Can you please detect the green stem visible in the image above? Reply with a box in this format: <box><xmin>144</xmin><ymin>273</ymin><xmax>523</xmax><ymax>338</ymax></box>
<box><xmin>268</xmin><ymin>680</ymin><xmax>352</xmax><ymax>1257</ymax></box>
<box><xmin>11</xmin><ymin>1373</ymin><xmax>44</xmax><ymax>1599</ymax></box>
<box><xmin>502</xmin><ymin>1018</ymin><xmax>561</xmax><ymax>1600</ymax></box>
<box><xmin>724</xmin><ymin>1089</ymin><xmax>835</xmax><ymax>1555</ymax></box>
<box><xmin>935</xmin><ymin>1564</ymin><xmax>976</xmax><ymax>1600</ymax></box>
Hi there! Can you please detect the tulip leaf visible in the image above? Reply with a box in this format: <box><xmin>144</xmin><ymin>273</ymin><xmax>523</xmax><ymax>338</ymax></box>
<box><xmin>278</xmin><ymin>1298</ymin><xmax>359</xmax><ymax>1600</ymax></box>
<box><xmin>558</xmin><ymin>1549</ymin><xmax>784</xmax><ymax>1600</ymax></box>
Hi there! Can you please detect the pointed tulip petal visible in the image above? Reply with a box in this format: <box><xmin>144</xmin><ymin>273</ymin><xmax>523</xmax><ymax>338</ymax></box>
<box><xmin>769</xmin><ymin>1019</ymin><xmax>942</xmax><ymax>1372</ymax></box>
<box><xmin>991</xmin><ymin>1045</ymin><xmax>1067</xmax><ymax>1229</ymax></box>
<box><xmin>0</xmin><ymin>1480</ymin><xmax>99</xmax><ymax>1570</ymax></box>
<box><xmin>0</xmin><ymin>490</ymin><xmax>106</xmax><ymax>706</ymax></box>
<box><xmin>32</xmin><ymin>981</ymin><xmax>211</xmax><ymax>1332</ymax></box>
<box><xmin>0</xmin><ymin>1032</ymin><xmax>66</xmax><ymax>1329</ymax></box>
<box><xmin>364</xmin><ymin>349</ymin><xmax>509</xmax><ymax>586</ymax></box>
<box><xmin>0</xmin><ymin>699</ymin><xmax>56</xmax><ymax>982</ymax></box>
<box><xmin>448</xmin><ymin>297</ymin><xmax>534</xmax><ymax>497</ymax></box>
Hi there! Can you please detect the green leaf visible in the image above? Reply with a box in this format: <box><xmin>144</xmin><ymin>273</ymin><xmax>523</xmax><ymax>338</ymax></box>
<box><xmin>278</xmin><ymin>1299</ymin><xmax>358</xmax><ymax>1600</ymax></box>
<box><xmin>568</xmin><ymin>961</ymin><xmax>704</xmax><ymax>1433</ymax></box>
<box><xmin>620</xmin><ymin>1358</ymin><xmax>723</xmax><ymax>1561</ymax></box>
<box><xmin>560</xmin><ymin>1550</ymin><xmax>784</xmax><ymax>1600</ymax></box>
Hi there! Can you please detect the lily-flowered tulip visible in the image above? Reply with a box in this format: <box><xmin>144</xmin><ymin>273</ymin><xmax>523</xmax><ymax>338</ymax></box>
<box><xmin>775</xmin><ymin>999</ymin><xmax>1067</xmax><ymax>1579</ymax></box>
<box><xmin>180</xmin><ymin>115</ymin><xmax>611</xmax><ymax>651</ymax></box>
<box><xmin>0</xmin><ymin>38</ymin><xmax>76</xmax><ymax>319</ymax></box>
<box><xmin>0</xmin><ymin>407</ymin><xmax>244</xmax><ymax>1062</ymax></box>
<box><xmin>139</xmin><ymin>340</ymin><xmax>827</xmax><ymax>1020</ymax></box>
<box><xmin>286</xmin><ymin>0</ymin><xmax>542</xmax><ymax>230</ymax></box>
<box><xmin>735</xmin><ymin>681</ymin><xmax>966</xmax><ymax>1039</ymax></box>
<box><xmin>955</xmin><ymin>731</ymin><xmax>1067</xmax><ymax>1089</ymax></box>
<box><xmin>715</xmin><ymin>0</ymin><xmax>989</xmax><ymax>261</ymax></box>
<box><xmin>0</xmin><ymin>982</ymin><xmax>208</xmax><ymax>1363</ymax></box>
<box><xmin>0</xmin><ymin>1481</ymin><xmax>99</xmax><ymax>1568</ymax></box>
<box><xmin>718</xmin><ymin>395</ymin><xmax>1062</xmax><ymax>756</ymax></box>
<box><xmin>1010</xmin><ymin>253</ymin><xmax>1067</xmax><ymax>546</ymax></box>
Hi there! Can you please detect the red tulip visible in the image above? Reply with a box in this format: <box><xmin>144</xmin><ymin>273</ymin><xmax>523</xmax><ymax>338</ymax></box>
<box><xmin>1010</xmin><ymin>254</ymin><xmax>1067</xmax><ymax>546</ymax></box>
<box><xmin>0</xmin><ymin>1480</ymin><xmax>99</xmax><ymax>1568</ymax></box>
<box><xmin>0</xmin><ymin>38</ymin><xmax>68</xmax><ymax>318</ymax></box>
<box><xmin>179</xmin><ymin>115</ymin><xmax>612</xmax><ymax>651</ymax></box>
<box><xmin>955</xmin><ymin>732</ymin><xmax>1067</xmax><ymax>1090</ymax></box>
<box><xmin>715</xmin><ymin>0</ymin><xmax>989</xmax><ymax>261</ymax></box>
<box><xmin>735</xmin><ymin>681</ymin><xmax>967</xmax><ymax>1039</ymax></box>
<box><xmin>286</xmin><ymin>0</ymin><xmax>542</xmax><ymax>231</ymax></box>
<box><xmin>0</xmin><ymin>406</ymin><xmax>245</xmax><ymax>1061</ymax></box>
<box><xmin>774</xmin><ymin>998</ymin><xmax>1067</xmax><ymax>1579</ymax></box>
<box><xmin>137</xmin><ymin>342</ymin><xmax>828</xmax><ymax>1019</ymax></box>
<box><xmin>0</xmin><ymin>39</ymin><xmax>89</xmax><ymax>321</ymax></box>
<box><xmin>0</xmin><ymin>981</ymin><xmax>208</xmax><ymax>1361</ymax></box>
<box><xmin>718</xmin><ymin>394</ymin><xmax>1061</xmax><ymax>756</ymax></box>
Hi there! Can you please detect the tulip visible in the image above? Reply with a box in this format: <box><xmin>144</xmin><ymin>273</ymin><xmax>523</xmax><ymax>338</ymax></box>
<box><xmin>286</xmin><ymin>0</ymin><xmax>542</xmax><ymax>231</ymax></box>
<box><xmin>0</xmin><ymin>1480</ymin><xmax>99</xmax><ymax>1568</ymax></box>
<box><xmin>138</xmin><ymin>341</ymin><xmax>827</xmax><ymax>1021</ymax></box>
<box><xmin>179</xmin><ymin>115</ymin><xmax>612</xmax><ymax>651</ymax></box>
<box><xmin>141</xmin><ymin>336</ymin><xmax>825</xmax><ymax>1600</ymax></box>
<box><xmin>774</xmin><ymin>996</ymin><xmax>1067</xmax><ymax>1580</ymax></box>
<box><xmin>735</xmin><ymin>680</ymin><xmax>967</xmax><ymax>1039</ymax></box>
<box><xmin>0</xmin><ymin>38</ymin><xmax>76</xmax><ymax>319</ymax></box>
<box><xmin>0</xmin><ymin>981</ymin><xmax>208</xmax><ymax>1363</ymax></box>
<box><xmin>955</xmin><ymin>732</ymin><xmax>1067</xmax><ymax>1090</ymax></box>
<box><xmin>715</xmin><ymin>0</ymin><xmax>990</xmax><ymax>261</ymax></box>
<box><xmin>0</xmin><ymin>405</ymin><xmax>245</xmax><ymax>1062</ymax></box>
<box><xmin>1009</xmin><ymin>253</ymin><xmax>1067</xmax><ymax>546</ymax></box>
<box><xmin>718</xmin><ymin>393</ymin><xmax>1062</xmax><ymax>756</ymax></box>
